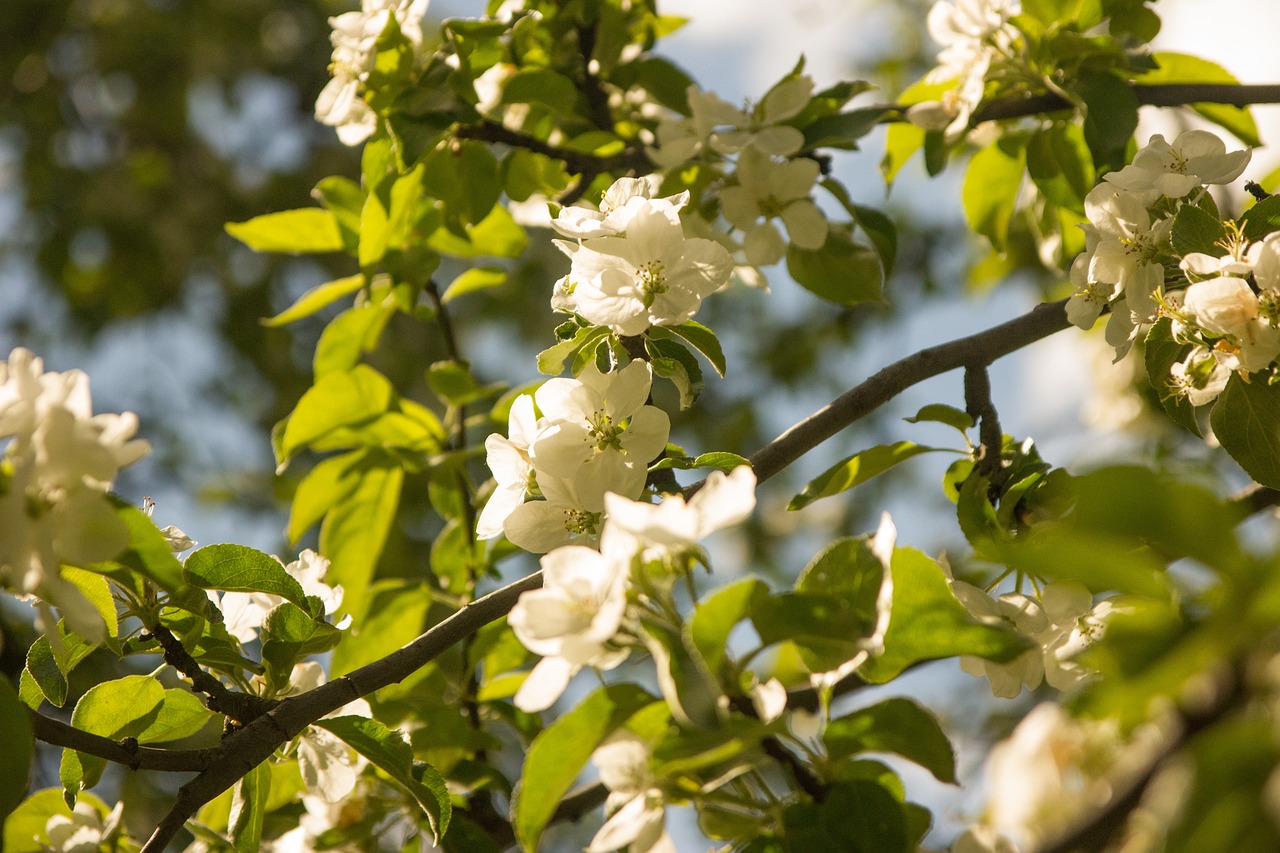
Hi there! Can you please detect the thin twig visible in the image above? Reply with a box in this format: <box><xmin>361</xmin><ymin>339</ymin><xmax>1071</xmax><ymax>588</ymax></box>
<box><xmin>147</xmin><ymin>624</ymin><xmax>275</xmax><ymax>723</ymax></box>
<box><xmin>971</xmin><ymin>82</ymin><xmax>1280</xmax><ymax>125</ymax></box>
<box><xmin>29</xmin><ymin>711</ymin><xmax>213</xmax><ymax>772</ymax></box>
<box><xmin>744</xmin><ymin>299</ymin><xmax>1071</xmax><ymax>488</ymax></box>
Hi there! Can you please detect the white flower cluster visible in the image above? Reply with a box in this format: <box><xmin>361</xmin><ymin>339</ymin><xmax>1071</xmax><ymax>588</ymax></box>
<box><xmin>315</xmin><ymin>0</ymin><xmax>430</xmax><ymax>146</ymax></box>
<box><xmin>949</xmin><ymin>576</ymin><xmax>1117</xmax><ymax>698</ymax></box>
<box><xmin>909</xmin><ymin>0</ymin><xmax>1021</xmax><ymax>139</ymax></box>
<box><xmin>217</xmin><ymin>549</ymin><xmax>350</xmax><ymax>644</ymax></box>
<box><xmin>645</xmin><ymin>79</ymin><xmax>828</xmax><ymax>270</ymax></box>
<box><xmin>477</xmin><ymin>361</ymin><xmax>670</xmax><ymax>553</ymax></box>
<box><xmin>1065</xmin><ymin>130</ymin><xmax>1256</xmax><ymax>404</ymax></box>
<box><xmin>0</xmin><ymin>348</ymin><xmax>149</xmax><ymax>642</ymax></box>
<box><xmin>550</xmin><ymin>178</ymin><xmax>734</xmax><ymax>334</ymax></box>
<box><xmin>961</xmin><ymin>703</ymin><xmax>1175</xmax><ymax>850</ymax></box>
<box><xmin>505</xmin><ymin>466</ymin><xmax>757</xmax><ymax>713</ymax></box>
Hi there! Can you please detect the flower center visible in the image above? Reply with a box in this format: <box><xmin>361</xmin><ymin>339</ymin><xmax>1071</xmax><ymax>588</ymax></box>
<box><xmin>638</xmin><ymin>261</ymin><xmax>668</xmax><ymax>308</ymax></box>
<box><xmin>562</xmin><ymin>508</ymin><xmax>602</xmax><ymax>536</ymax></box>
<box><xmin>587</xmin><ymin>410</ymin><xmax>624</xmax><ymax>451</ymax></box>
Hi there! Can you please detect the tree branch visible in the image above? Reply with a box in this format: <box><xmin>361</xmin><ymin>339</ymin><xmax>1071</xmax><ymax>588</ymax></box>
<box><xmin>147</xmin><ymin>623</ymin><xmax>275</xmax><ymax>723</ymax></box>
<box><xmin>747</xmin><ymin>299</ymin><xmax>1071</xmax><ymax>486</ymax></box>
<box><xmin>29</xmin><ymin>711</ymin><xmax>213</xmax><ymax>772</ymax></box>
<box><xmin>454</xmin><ymin>120</ymin><xmax>653</xmax><ymax>178</ymax></box>
<box><xmin>971</xmin><ymin>82</ymin><xmax>1280</xmax><ymax>125</ymax></box>
<box><xmin>139</xmin><ymin>571</ymin><xmax>544</xmax><ymax>853</ymax></box>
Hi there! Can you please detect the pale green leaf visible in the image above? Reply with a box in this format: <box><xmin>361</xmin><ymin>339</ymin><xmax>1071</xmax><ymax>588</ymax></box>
<box><xmin>226</xmin><ymin>209</ymin><xmax>345</xmax><ymax>254</ymax></box>
<box><xmin>790</xmin><ymin>442</ymin><xmax>959</xmax><ymax>510</ymax></box>
<box><xmin>442</xmin><ymin>267</ymin><xmax>508</xmax><ymax>303</ymax></box>
<box><xmin>262</xmin><ymin>275</ymin><xmax>366</xmax><ymax>327</ymax></box>
<box><xmin>183</xmin><ymin>544</ymin><xmax>308</xmax><ymax>606</ymax></box>
<box><xmin>825</xmin><ymin>698</ymin><xmax>956</xmax><ymax>783</ymax></box>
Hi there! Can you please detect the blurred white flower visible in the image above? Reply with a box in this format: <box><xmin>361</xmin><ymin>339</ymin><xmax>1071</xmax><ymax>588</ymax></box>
<box><xmin>587</xmin><ymin>732</ymin><xmax>674</xmax><ymax>853</ymax></box>
<box><xmin>720</xmin><ymin>147</ymin><xmax>827</xmax><ymax>266</ymax></box>
<box><xmin>219</xmin><ymin>550</ymin><xmax>348</xmax><ymax>643</ymax></box>
<box><xmin>601</xmin><ymin>466</ymin><xmax>756</xmax><ymax>562</ymax></box>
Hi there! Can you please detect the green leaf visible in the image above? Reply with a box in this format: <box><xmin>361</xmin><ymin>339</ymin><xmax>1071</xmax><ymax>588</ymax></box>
<box><xmin>1211</xmin><ymin>374</ymin><xmax>1280</xmax><ymax>488</ymax></box>
<box><xmin>1172</xmin><ymin>202</ymin><xmax>1229</xmax><ymax>257</ymax></box>
<box><xmin>316</xmin><ymin>716</ymin><xmax>452</xmax><ymax>842</ymax></box>
<box><xmin>780</xmin><ymin>780</ymin><xmax>908</xmax><ymax>852</ymax></box>
<box><xmin>312</xmin><ymin>175</ymin><xmax>364</xmax><ymax>253</ymax></box>
<box><xmin>99</xmin><ymin>502</ymin><xmax>212</xmax><ymax>618</ymax></box>
<box><xmin>642</xmin><ymin>617</ymin><xmax>721</xmax><ymax>728</ymax></box>
<box><xmin>427</xmin><ymin>203</ymin><xmax>528</xmax><ymax>259</ymax></box>
<box><xmin>260</xmin><ymin>603</ymin><xmax>342</xmax><ymax>692</ymax></box>
<box><xmin>1026</xmin><ymin>123</ymin><xmax>1094</xmax><ymax>214</ymax></box>
<box><xmin>281</xmin><ymin>365</ymin><xmax>395</xmax><ymax>461</ymax></box>
<box><xmin>0</xmin><ymin>677</ymin><xmax>33</xmax><ymax>822</ymax></box>
<box><xmin>331</xmin><ymin>581</ymin><xmax>431</xmax><ymax>677</ymax></box>
<box><xmin>790</xmin><ymin>442</ymin><xmax>958</xmax><ymax>510</ymax></box>
<box><xmin>62</xmin><ymin>675</ymin><xmax>166</xmax><ymax>795</ymax></box>
<box><xmin>1144</xmin><ymin>318</ymin><xmax>1201</xmax><ymax>436</ymax></box>
<box><xmin>313</xmin><ymin>302</ymin><xmax>395</xmax><ymax>378</ymax></box>
<box><xmin>502</xmin><ymin>148</ymin><xmax>572</xmax><ymax>203</ymax></box>
<box><xmin>849</xmin><ymin>202</ymin><xmax>899</xmax><ymax>280</ymax></box>
<box><xmin>962</xmin><ymin>134</ymin><xmax>1028</xmax><ymax>251</ymax></box>
<box><xmin>880</xmin><ymin>79</ymin><xmax>953</xmax><ymax>185</ymax></box>
<box><xmin>1136</xmin><ymin>52</ymin><xmax>1261</xmax><ymax>146</ymax></box>
<box><xmin>647</xmin><ymin>336</ymin><xmax>704</xmax><ymax>409</ymax></box>
<box><xmin>1076</xmin><ymin>71</ymin><xmax>1140</xmax><ymax>173</ymax></box>
<box><xmin>225</xmin><ymin>208</ymin><xmax>345</xmax><ymax>254</ymax></box>
<box><xmin>786</xmin><ymin>227</ymin><xmax>884</xmax><ymax>307</ymax></box>
<box><xmin>25</xmin><ymin>637</ymin><xmax>67</xmax><ymax>708</ymax></box>
<box><xmin>184</xmin><ymin>544</ymin><xmax>309</xmax><ymax>606</ymax></box>
<box><xmin>423</xmin><ymin>142</ymin><xmax>503</xmax><ymax>228</ymax></box>
<box><xmin>229</xmin><ymin>761</ymin><xmax>270</xmax><ymax>853</ymax></box>
<box><xmin>514</xmin><ymin>684</ymin><xmax>656</xmax><ymax>852</ymax></box>
<box><xmin>1240</xmin><ymin>195</ymin><xmax>1280</xmax><ymax>243</ymax></box>
<box><xmin>536</xmin><ymin>325</ymin><xmax>609</xmax><ymax>376</ymax></box>
<box><xmin>502</xmin><ymin>68</ymin><xmax>583</xmax><ymax>116</ymax></box>
<box><xmin>802</xmin><ymin>107</ymin><xmax>892</xmax><ymax>151</ymax></box>
<box><xmin>427</xmin><ymin>360</ymin><xmax>503</xmax><ymax>407</ymax></box>
<box><xmin>859</xmin><ymin>548</ymin><xmax>1031</xmax><ymax>683</ymax></box>
<box><xmin>689</xmin><ymin>579</ymin><xmax>768</xmax><ymax>683</ymax></box>
<box><xmin>904</xmin><ymin>403</ymin><xmax>975</xmax><ymax>432</ymax></box>
<box><xmin>137</xmin><ymin>688</ymin><xmax>216</xmax><ymax>744</ymax></box>
<box><xmin>824</xmin><ymin>698</ymin><xmax>956</xmax><ymax>784</ymax></box>
<box><xmin>654</xmin><ymin>321</ymin><xmax>727</xmax><ymax>377</ymax></box>
<box><xmin>262</xmin><ymin>274</ymin><xmax>366</xmax><ymax>327</ymax></box>
<box><xmin>651</xmin><ymin>716</ymin><xmax>768</xmax><ymax>781</ymax></box>
<box><xmin>442</xmin><ymin>266</ymin><xmax>508</xmax><ymax>303</ymax></box>
<box><xmin>288</xmin><ymin>451</ymin><xmax>364</xmax><ymax>545</ymax></box>
<box><xmin>319</xmin><ymin>455</ymin><xmax>403</xmax><ymax>622</ymax></box>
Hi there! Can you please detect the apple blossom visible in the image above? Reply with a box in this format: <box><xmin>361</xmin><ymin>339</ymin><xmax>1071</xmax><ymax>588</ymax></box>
<box><xmin>587</xmin><ymin>732</ymin><xmax>674</xmax><ymax>853</ymax></box>
<box><xmin>45</xmin><ymin>801</ymin><xmax>117</xmax><ymax>853</ymax></box>
<box><xmin>551</xmin><ymin>177</ymin><xmax>687</xmax><ymax>241</ymax></box>
<box><xmin>508</xmin><ymin>545</ymin><xmax>631</xmax><ymax>711</ymax></box>
<box><xmin>502</xmin><ymin>453</ymin><xmax>646</xmax><ymax>554</ymax></box>
<box><xmin>531</xmin><ymin>361</ymin><xmax>670</xmax><ymax>481</ymax></box>
<box><xmin>1182</xmin><ymin>276</ymin><xmax>1280</xmax><ymax>372</ymax></box>
<box><xmin>710</xmin><ymin>75</ymin><xmax>814</xmax><ymax>157</ymax></box>
<box><xmin>1168</xmin><ymin>347</ymin><xmax>1230</xmax><ymax>406</ymax></box>
<box><xmin>555</xmin><ymin>202</ymin><xmax>734</xmax><ymax>335</ymax></box>
<box><xmin>273</xmin><ymin>662</ymin><xmax>373</xmax><ymax>803</ymax></box>
<box><xmin>922</xmin><ymin>0</ymin><xmax>1020</xmax><ymax>139</ymax></box>
<box><xmin>0</xmin><ymin>348</ymin><xmax>149</xmax><ymax>641</ymax></box>
<box><xmin>315</xmin><ymin>0</ymin><xmax>430</xmax><ymax>146</ymax></box>
<box><xmin>720</xmin><ymin>147</ymin><xmax>828</xmax><ymax>266</ymax></box>
<box><xmin>476</xmin><ymin>394</ymin><xmax>542</xmax><ymax>540</ymax></box>
<box><xmin>601</xmin><ymin>465</ymin><xmax>757</xmax><ymax>563</ymax></box>
<box><xmin>953</xmin><ymin>582</ymin><xmax>1049</xmax><ymax>698</ymax></box>
<box><xmin>1105</xmin><ymin>129</ymin><xmax>1251</xmax><ymax>202</ymax></box>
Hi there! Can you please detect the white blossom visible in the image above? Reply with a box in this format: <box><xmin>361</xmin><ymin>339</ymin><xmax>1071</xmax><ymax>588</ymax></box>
<box><xmin>710</xmin><ymin>76</ymin><xmax>813</xmax><ymax>157</ymax></box>
<box><xmin>509</xmin><ymin>546</ymin><xmax>631</xmax><ymax>711</ymax></box>
<box><xmin>45</xmin><ymin>801</ymin><xmax>111</xmax><ymax>853</ymax></box>
<box><xmin>984</xmin><ymin>703</ymin><xmax>1174</xmax><ymax>848</ymax></box>
<box><xmin>551</xmin><ymin>177</ymin><xmax>687</xmax><ymax>241</ymax></box>
<box><xmin>1183</xmin><ymin>276</ymin><xmax>1280</xmax><ymax>372</ymax></box>
<box><xmin>587</xmin><ymin>732</ymin><xmax>674</xmax><ymax>853</ymax></box>
<box><xmin>922</xmin><ymin>0</ymin><xmax>1020</xmax><ymax>139</ymax></box>
<box><xmin>556</xmin><ymin>200</ymin><xmax>733</xmax><ymax>335</ymax></box>
<box><xmin>503</xmin><ymin>452</ymin><xmax>645</xmax><ymax>554</ymax></box>
<box><xmin>601</xmin><ymin>465</ymin><xmax>757</xmax><ymax>562</ymax></box>
<box><xmin>477</xmin><ymin>395</ymin><xmax>542</xmax><ymax>540</ymax></box>
<box><xmin>315</xmin><ymin>0</ymin><xmax>430</xmax><ymax>146</ymax></box>
<box><xmin>720</xmin><ymin>147</ymin><xmax>828</xmax><ymax>266</ymax></box>
<box><xmin>531</xmin><ymin>362</ymin><xmax>670</xmax><ymax>480</ymax></box>
<box><xmin>0</xmin><ymin>348</ymin><xmax>149</xmax><ymax>642</ymax></box>
<box><xmin>953</xmin><ymin>582</ymin><xmax>1048</xmax><ymax>698</ymax></box>
<box><xmin>1105</xmin><ymin>129</ymin><xmax>1251</xmax><ymax>202</ymax></box>
<box><xmin>748</xmin><ymin>677</ymin><xmax>788</xmax><ymax>724</ymax></box>
<box><xmin>279</xmin><ymin>662</ymin><xmax>373</xmax><ymax>803</ymax></box>
<box><xmin>951</xmin><ymin>825</ymin><xmax>1020</xmax><ymax>853</ymax></box>
<box><xmin>1168</xmin><ymin>347</ymin><xmax>1231</xmax><ymax>406</ymax></box>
